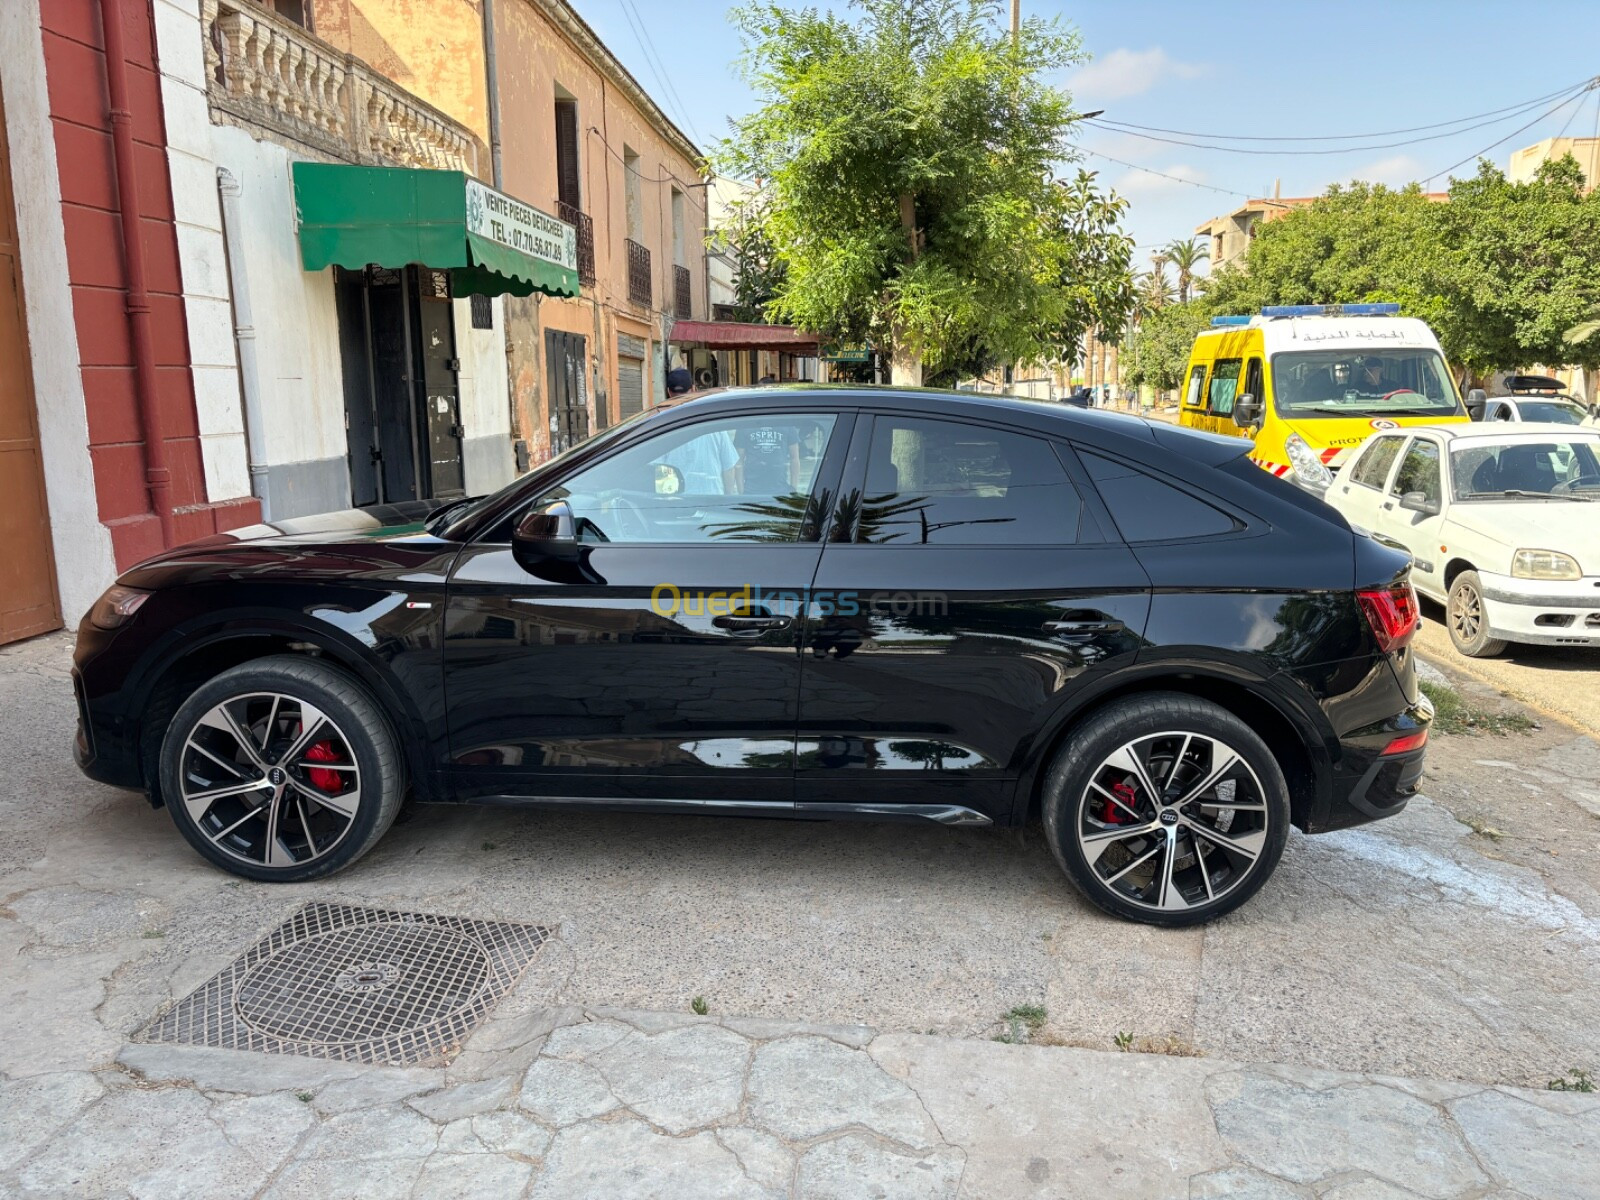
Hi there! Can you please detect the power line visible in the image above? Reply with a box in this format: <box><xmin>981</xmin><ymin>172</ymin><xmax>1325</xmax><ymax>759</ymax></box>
<box><xmin>1080</xmin><ymin>149</ymin><xmax>1256</xmax><ymax>200</ymax></box>
<box><xmin>1083</xmin><ymin>82</ymin><xmax>1596</xmax><ymax>157</ymax></box>
<box><xmin>1089</xmin><ymin>79</ymin><xmax>1596</xmax><ymax>143</ymax></box>
<box><xmin>615</xmin><ymin>0</ymin><xmax>705</xmax><ymax>149</ymax></box>
<box><xmin>1423</xmin><ymin>85</ymin><xmax>1596</xmax><ymax>185</ymax></box>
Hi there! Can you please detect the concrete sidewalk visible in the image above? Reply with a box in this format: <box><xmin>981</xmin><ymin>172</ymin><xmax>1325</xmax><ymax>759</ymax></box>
<box><xmin>6</xmin><ymin>1004</ymin><xmax>1593</xmax><ymax>1199</ymax></box>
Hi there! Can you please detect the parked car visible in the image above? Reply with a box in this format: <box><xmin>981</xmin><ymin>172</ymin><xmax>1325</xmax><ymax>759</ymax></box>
<box><xmin>1326</xmin><ymin>422</ymin><xmax>1600</xmax><ymax>657</ymax></box>
<box><xmin>1466</xmin><ymin>376</ymin><xmax>1596</xmax><ymax>427</ymax></box>
<box><xmin>73</xmin><ymin>388</ymin><xmax>1430</xmax><ymax>926</ymax></box>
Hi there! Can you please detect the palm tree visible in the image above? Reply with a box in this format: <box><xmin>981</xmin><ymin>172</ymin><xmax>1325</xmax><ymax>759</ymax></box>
<box><xmin>1133</xmin><ymin>265</ymin><xmax>1175</xmax><ymax>322</ymax></box>
<box><xmin>1162</xmin><ymin>237</ymin><xmax>1210</xmax><ymax>304</ymax></box>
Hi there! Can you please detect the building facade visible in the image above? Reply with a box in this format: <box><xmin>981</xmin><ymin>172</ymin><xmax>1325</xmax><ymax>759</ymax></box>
<box><xmin>1</xmin><ymin>0</ymin><xmax>705</xmax><ymax>645</ymax></box>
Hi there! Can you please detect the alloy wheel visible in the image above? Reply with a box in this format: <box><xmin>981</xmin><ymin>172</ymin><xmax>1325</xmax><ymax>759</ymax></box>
<box><xmin>1450</xmin><ymin>582</ymin><xmax>1481</xmax><ymax>643</ymax></box>
<box><xmin>1075</xmin><ymin>731</ymin><xmax>1269</xmax><ymax>913</ymax></box>
<box><xmin>177</xmin><ymin>692</ymin><xmax>362</xmax><ymax>869</ymax></box>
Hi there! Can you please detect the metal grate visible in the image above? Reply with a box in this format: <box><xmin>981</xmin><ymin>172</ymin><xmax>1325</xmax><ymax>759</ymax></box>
<box><xmin>673</xmin><ymin>263</ymin><xmax>692</xmax><ymax>319</ymax></box>
<box><xmin>625</xmin><ymin>237</ymin><xmax>651</xmax><ymax>308</ymax></box>
<box><xmin>138</xmin><ymin>902</ymin><xmax>549</xmax><ymax>1066</ymax></box>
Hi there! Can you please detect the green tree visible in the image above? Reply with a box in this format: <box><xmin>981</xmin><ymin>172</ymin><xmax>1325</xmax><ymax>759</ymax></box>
<box><xmin>1122</xmin><ymin>301</ymin><xmax>1209</xmax><ymax>392</ymax></box>
<box><xmin>716</xmin><ymin>0</ymin><xmax>1119</xmax><ymax>384</ymax></box>
<box><xmin>1162</xmin><ymin>237</ymin><xmax>1209</xmax><ymax>304</ymax></box>
<box><xmin>716</xmin><ymin>190</ymin><xmax>786</xmax><ymax>323</ymax></box>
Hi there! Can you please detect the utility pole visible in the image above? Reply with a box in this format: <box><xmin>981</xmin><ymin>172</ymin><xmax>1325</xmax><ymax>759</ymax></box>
<box><xmin>1010</xmin><ymin>0</ymin><xmax>1020</xmax><ymax>44</ymax></box>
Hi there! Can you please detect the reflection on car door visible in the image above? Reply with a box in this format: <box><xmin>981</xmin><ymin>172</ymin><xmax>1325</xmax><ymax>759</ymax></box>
<box><xmin>794</xmin><ymin>414</ymin><xmax>1150</xmax><ymax>824</ymax></box>
<box><xmin>441</xmin><ymin>410</ymin><xmax>850</xmax><ymax>809</ymax></box>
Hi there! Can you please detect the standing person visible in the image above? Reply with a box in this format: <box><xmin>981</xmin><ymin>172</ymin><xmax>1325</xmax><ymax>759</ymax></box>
<box><xmin>656</xmin><ymin>425</ymin><xmax>738</xmax><ymax>493</ymax></box>
<box><xmin>734</xmin><ymin>418</ymin><xmax>802</xmax><ymax>493</ymax></box>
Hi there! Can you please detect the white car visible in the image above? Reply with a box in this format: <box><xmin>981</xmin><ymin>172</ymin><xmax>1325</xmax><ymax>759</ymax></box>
<box><xmin>1468</xmin><ymin>375</ymin><xmax>1598</xmax><ymax>427</ymax></box>
<box><xmin>1327</xmin><ymin>423</ymin><xmax>1600</xmax><ymax>657</ymax></box>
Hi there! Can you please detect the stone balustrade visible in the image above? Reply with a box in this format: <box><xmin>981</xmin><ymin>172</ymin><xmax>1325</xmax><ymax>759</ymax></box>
<box><xmin>200</xmin><ymin>0</ymin><xmax>483</xmax><ymax>175</ymax></box>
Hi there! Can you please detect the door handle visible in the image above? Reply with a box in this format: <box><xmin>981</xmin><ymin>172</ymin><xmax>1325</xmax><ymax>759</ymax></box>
<box><xmin>1043</xmin><ymin>619</ymin><xmax>1124</xmax><ymax>639</ymax></box>
<box><xmin>713</xmin><ymin>614</ymin><xmax>792</xmax><ymax>635</ymax></box>
<box><xmin>1380</xmin><ymin>501</ymin><xmax>1395</xmax><ymax>510</ymax></box>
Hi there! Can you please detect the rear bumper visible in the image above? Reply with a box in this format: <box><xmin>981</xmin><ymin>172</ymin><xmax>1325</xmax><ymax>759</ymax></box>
<box><xmin>1312</xmin><ymin>691</ymin><xmax>1433</xmax><ymax>833</ymax></box>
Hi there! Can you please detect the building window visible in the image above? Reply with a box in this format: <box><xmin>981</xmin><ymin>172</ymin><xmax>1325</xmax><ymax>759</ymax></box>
<box><xmin>554</xmin><ymin>92</ymin><xmax>580</xmax><ymax>211</ymax></box>
<box><xmin>624</xmin><ymin>145</ymin><xmax>643</xmax><ymax>242</ymax></box>
<box><xmin>671</xmin><ymin>186</ymin><xmax>686</xmax><ymax>265</ymax></box>
<box><xmin>470</xmin><ymin>293</ymin><xmax>493</xmax><ymax>329</ymax></box>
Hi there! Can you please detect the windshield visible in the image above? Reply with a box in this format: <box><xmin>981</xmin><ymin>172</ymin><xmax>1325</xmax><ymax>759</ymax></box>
<box><xmin>1451</xmin><ymin>437</ymin><xmax>1600</xmax><ymax>501</ymax></box>
<box><xmin>428</xmin><ymin>405</ymin><xmax>664</xmax><ymax>538</ymax></box>
<box><xmin>1270</xmin><ymin>349</ymin><xmax>1463</xmax><ymax>418</ymax></box>
<box><xmin>1513</xmin><ymin>399</ymin><xmax>1588</xmax><ymax>425</ymax></box>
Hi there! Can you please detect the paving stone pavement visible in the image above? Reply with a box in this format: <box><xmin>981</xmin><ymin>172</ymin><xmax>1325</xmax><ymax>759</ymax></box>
<box><xmin>3</xmin><ymin>1005</ymin><xmax>1596</xmax><ymax>1199</ymax></box>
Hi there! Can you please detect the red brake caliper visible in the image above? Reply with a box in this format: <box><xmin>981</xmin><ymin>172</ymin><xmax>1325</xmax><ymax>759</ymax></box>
<box><xmin>1104</xmin><ymin>780</ymin><xmax>1138</xmax><ymax>824</ymax></box>
<box><xmin>305</xmin><ymin>740</ymin><xmax>343</xmax><ymax>793</ymax></box>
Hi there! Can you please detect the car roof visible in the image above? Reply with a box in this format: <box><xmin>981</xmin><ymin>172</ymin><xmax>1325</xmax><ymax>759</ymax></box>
<box><xmin>1406</xmin><ymin>421</ymin><xmax>1600</xmax><ymax>442</ymax></box>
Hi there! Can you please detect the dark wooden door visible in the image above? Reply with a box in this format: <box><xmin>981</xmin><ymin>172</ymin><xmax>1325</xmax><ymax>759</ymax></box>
<box><xmin>544</xmin><ymin>329</ymin><xmax>589</xmax><ymax>453</ymax></box>
<box><xmin>413</xmin><ymin>268</ymin><xmax>464</xmax><ymax>498</ymax></box>
<box><xmin>0</xmin><ymin>84</ymin><xmax>61</xmax><ymax>643</ymax></box>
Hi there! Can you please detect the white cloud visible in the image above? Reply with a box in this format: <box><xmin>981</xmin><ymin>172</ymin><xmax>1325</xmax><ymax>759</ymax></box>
<box><xmin>1112</xmin><ymin>162</ymin><xmax>1208</xmax><ymax>197</ymax></box>
<box><xmin>1070</xmin><ymin>48</ymin><xmax>1209</xmax><ymax>102</ymax></box>
<box><xmin>1344</xmin><ymin>154</ymin><xmax>1425</xmax><ymax>187</ymax></box>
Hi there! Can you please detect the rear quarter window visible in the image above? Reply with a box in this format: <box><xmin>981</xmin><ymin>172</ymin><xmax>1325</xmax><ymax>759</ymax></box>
<box><xmin>1080</xmin><ymin>451</ymin><xmax>1240</xmax><ymax>542</ymax></box>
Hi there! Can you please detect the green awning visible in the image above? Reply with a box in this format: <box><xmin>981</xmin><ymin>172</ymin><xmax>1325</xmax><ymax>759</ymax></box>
<box><xmin>291</xmin><ymin>163</ymin><xmax>580</xmax><ymax>299</ymax></box>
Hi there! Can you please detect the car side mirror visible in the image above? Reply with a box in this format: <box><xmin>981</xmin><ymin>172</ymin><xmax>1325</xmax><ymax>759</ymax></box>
<box><xmin>513</xmin><ymin>500</ymin><xmax>582</xmax><ymax>564</ymax></box>
<box><xmin>654</xmin><ymin>463</ymin><xmax>684</xmax><ymax>496</ymax></box>
<box><xmin>1466</xmin><ymin>388</ymin><xmax>1487</xmax><ymax>421</ymax></box>
<box><xmin>1398</xmin><ymin>490</ymin><xmax>1440</xmax><ymax>517</ymax></box>
<box><xmin>1232</xmin><ymin>394</ymin><xmax>1262</xmax><ymax>427</ymax></box>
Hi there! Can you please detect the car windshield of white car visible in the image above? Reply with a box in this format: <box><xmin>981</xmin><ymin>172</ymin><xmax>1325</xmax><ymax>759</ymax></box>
<box><xmin>1451</xmin><ymin>438</ymin><xmax>1600</xmax><ymax>502</ymax></box>
<box><xmin>1514</xmin><ymin>400</ymin><xmax>1587</xmax><ymax>424</ymax></box>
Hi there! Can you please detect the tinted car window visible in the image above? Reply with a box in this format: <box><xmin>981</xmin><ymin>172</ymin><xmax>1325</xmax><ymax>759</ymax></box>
<box><xmin>1389</xmin><ymin>439</ymin><xmax>1441</xmax><ymax>502</ymax></box>
<box><xmin>1183</xmin><ymin>365</ymin><xmax>1207</xmax><ymax>410</ymax></box>
<box><xmin>1207</xmin><ymin>360</ymin><xmax>1242</xmax><ymax>415</ymax></box>
<box><xmin>1350</xmin><ymin>435</ymin><xmax>1403</xmax><ymax>489</ymax></box>
<box><xmin>533</xmin><ymin>413</ymin><xmax>836</xmax><ymax>544</ymax></box>
<box><xmin>857</xmin><ymin>417</ymin><xmax>1084</xmax><ymax>545</ymax></box>
<box><xmin>1081</xmin><ymin>452</ymin><xmax>1238</xmax><ymax>542</ymax></box>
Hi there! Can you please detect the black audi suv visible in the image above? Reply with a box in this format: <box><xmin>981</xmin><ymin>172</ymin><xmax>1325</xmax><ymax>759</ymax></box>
<box><xmin>73</xmin><ymin>387</ymin><xmax>1430</xmax><ymax>925</ymax></box>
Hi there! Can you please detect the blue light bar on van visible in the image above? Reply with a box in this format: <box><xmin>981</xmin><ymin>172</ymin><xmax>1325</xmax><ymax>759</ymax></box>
<box><xmin>1260</xmin><ymin>303</ymin><xmax>1400</xmax><ymax>317</ymax></box>
<box><xmin>1210</xmin><ymin>315</ymin><xmax>1252</xmax><ymax>326</ymax></box>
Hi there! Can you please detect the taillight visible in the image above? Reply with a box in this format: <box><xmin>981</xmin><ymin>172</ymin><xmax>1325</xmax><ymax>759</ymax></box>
<box><xmin>1358</xmin><ymin>582</ymin><xmax>1419</xmax><ymax>653</ymax></box>
<box><xmin>1382</xmin><ymin>729</ymin><xmax>1428</xmax><ymax>756</ymax></box>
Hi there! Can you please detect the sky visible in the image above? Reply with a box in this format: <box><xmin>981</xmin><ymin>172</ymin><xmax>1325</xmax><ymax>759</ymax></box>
<box><xmin>575</xmin><ymin>0</ymin><xmax>1600</xmax><ymax>274</ymax></box>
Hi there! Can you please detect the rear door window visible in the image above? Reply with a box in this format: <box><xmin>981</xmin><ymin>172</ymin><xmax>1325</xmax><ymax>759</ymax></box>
<box><xmin>1207</xmin><ymin>360</ymin><xmax>1243</xmax><ymax>415</ymax></box>
<box><xmin>1349</xmin><ymin>435</ymin><xmax>1403</xmax><ymax>490</ymax></box>
<box><xmin>854</xmin><ymin>416</ymin><xmax>1088</xmax><ymax>545</ymax></box>
<box><xmin>1080</xmin><ymin>452</ymin><xmax>1238</xmax><ymax>542</ymax></box>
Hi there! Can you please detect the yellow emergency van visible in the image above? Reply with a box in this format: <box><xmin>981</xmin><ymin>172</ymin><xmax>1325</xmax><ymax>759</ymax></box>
<box><xmin>1178</xmin><ymin>304</ymin><xmax>1470</xmax><ymax>490</ymax></box>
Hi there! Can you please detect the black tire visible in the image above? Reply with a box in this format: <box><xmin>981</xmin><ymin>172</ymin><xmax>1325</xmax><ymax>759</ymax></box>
<box><xmin>1042</xmin><ymin>692</ymin><xmax>1291</xmax><ymax>927</ymax></box>
<box><xmin>159</xmin><ymin>655</ymin><xmax>404</xmax><ymax>882</ymax></box>
<box><xmin>1447</xmin><ymin>570</ymin><xmax>1507</xmax><ymax>658</ymax></box>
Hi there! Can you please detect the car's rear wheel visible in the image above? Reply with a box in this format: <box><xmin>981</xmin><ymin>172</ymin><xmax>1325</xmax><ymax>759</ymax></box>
<box><xmin>1447</xmin><ymin>570</ymin><xmax>1507</xmax><ymax>658</ymax></box>
<box><xmin>1042</xmin><ymin>693</ymin><xmax>1290</xmax><ymax>927</ymax></box>
<box><xmin>158</xmin><ymin>656</ymin><xmax>403</xmax><ymax>882</ymax></box>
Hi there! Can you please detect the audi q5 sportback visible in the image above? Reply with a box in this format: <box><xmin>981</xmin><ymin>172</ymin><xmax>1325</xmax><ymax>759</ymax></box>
<box><xmin>73</xmin><ymin>388</ymin><xmax>1431</xmax><ymax>925</ymax></box>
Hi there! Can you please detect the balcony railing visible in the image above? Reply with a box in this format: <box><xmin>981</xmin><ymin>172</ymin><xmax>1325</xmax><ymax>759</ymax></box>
<box><xmin>673</xmin><ymin>264</ymin><xmax>692</xmax><ymax>320</ymax></box>
<box><xmin>557</xmin><ymin>201</ymin><xmax>596</xmax><ymax>289</ymax></box>
<box><xmin>625</xmin><ymin>238</ymin><xmax>652</xmax><ymax>309</ymax></box>
<box><xmin>201</xmin><ymin>0</ymin><xmax>483</xmax><ymax>173</ymax></box>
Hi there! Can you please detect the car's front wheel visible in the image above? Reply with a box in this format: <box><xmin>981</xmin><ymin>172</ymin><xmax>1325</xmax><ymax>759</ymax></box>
<box><xmin>158</xmin><ymin>656</ymin><xmax>404</xmax><ymax>881</ymax></box>
<box><xmin>1447</xmin><ymin>570</ymin><xmax>1507</xmax><ymax>658</ymax></box>
<box><xmin>1042</xmin><ymin>693</ymin><xmax>1290</xmax><ymax>926</ymax></box>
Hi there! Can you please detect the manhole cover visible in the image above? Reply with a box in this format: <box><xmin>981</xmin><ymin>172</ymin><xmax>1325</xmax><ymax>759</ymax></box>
<box><xmin>139</xmin><ymin>902</ymin><xmax>549</xmax><ymax>1065</ymax></box>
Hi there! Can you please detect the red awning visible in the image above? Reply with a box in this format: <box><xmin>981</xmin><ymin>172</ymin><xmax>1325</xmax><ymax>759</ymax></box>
<box><xmin>668</xmin><ymin>321</ymin><xmax>819</xmax><ymax>353</ymax></box>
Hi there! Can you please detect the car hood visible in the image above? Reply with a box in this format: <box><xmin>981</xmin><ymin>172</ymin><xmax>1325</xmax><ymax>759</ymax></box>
<box><xmin>212</xmin><ymin>499</ymin><xmax>455</xmax><ymax>545</ymax></box>
<box><xmin>1447</xmin><ymin>498</ymin><xmax>1600</xmax><ymax>556</ymax></box>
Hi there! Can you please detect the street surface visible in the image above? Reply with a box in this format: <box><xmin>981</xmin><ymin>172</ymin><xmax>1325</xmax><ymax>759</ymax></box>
<box><xmin>3</xmin><ymin>631</ymin><xmax>1599</xmax><ymax>1195</ymax></box>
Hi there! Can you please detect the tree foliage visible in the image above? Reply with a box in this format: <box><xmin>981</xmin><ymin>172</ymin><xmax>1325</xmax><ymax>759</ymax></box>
<box><xmin>1161</xmin><ymin>237</ymin><xmax>1208</xmax><ymax>304</ymax></box>
<box><xmin>715</xmin><ymin>191</ymin><xmax>786</xmax><ymax>323</ymax></box>
<box><xmin>1199</xmin><ymin>158</ymin><xmax>1600</xmax><ymax>376</ymax></box>
<box><xmin>1121</xmin><ymin>301</ymin><xmax>1208</xmax><ymax>391</ymax></box>
<box><xmin>715</xmin><ymin>0</ymin><xmax>1131</xmax><ymax>377</ymax></box>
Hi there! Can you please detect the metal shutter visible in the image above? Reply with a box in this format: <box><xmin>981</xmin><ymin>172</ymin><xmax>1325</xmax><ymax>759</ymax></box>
<box><xmin>618</xmin><ymin>357</ymin><xmax>645</xmax><ymax>419</ymax></box>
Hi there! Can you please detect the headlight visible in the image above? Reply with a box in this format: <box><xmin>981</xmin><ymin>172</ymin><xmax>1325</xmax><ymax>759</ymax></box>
<box><xmin>1284</xmin><ymin>433</ymin><xmax>1333</xmax><ymax>489</ymax></box>
<box><xmin>1511</xmin><ymin>549</ymin><xmax>1582</xmax><ymax>580</ymax></box>
<box><xmin>88</xmin><ymin>585</ymin><xmax>151</xmax><ymax>630</ymax></box>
